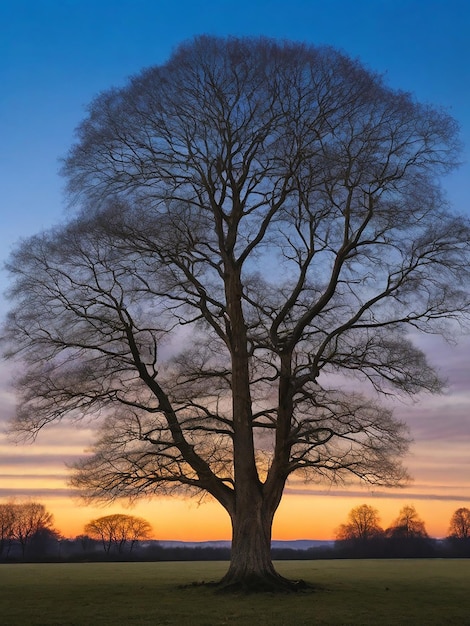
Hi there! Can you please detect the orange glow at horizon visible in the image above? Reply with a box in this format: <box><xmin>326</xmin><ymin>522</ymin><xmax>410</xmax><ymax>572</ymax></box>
<box><xmin>2</xmin><ymin>418</ymin><xmax>469</xmax><ymax>542</ymax></box>
<box><xmin>31</xmin><ymin>492</ymin><xmax>466</xmax><ymax>542</ymax></box>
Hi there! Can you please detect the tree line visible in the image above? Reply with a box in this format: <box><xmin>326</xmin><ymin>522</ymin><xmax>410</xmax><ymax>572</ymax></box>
<box><xmin>0</xmin><ymin>502</ymin><xmax>152</xmax><ymax>561</ymax></box>
<box><xmin>1</xmin><ymin>500</ymin><xmax>469</xmax><ymax>561</ymax></box>
<box><xmin>334</xmin><ymin>504</ymin><xmax>470</xmax><ymax>558</ymax></box>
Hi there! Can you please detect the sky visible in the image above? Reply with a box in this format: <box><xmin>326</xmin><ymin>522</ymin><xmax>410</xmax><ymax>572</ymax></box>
<box><xmin>0</xmin><ymin>0</ymin><xmax>469</xmax><ymax>541</ymax></box>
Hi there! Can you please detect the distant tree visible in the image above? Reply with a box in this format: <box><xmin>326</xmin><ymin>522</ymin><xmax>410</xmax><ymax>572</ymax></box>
<box><xmin>9</xmin><ymin>502</ymin><xmax>56</xmax><ymax>558</ymax></box>
<box><xmin>28</xmin><ymin>526</ymin><xmax>62</xmax><ymax>559</ymax></box>
<box><xmin>3</xmin><ymin>35</ymin><xmax>469</xmax><ymax>589</ymax></box>
<box><xmin>386</xmin><ymin>505</ymin><xmax>428</xmax><ymax>539</ymax></box>
<box><xmin>76</xmin><ymin>533</ymin><xmax>100</xmax><ymax>554</ymax></box>
<box><xmin>384</xmin><ymin>504</ymin><xmax>433</xmax><ymax>557</ymax></box>
<box><xmin>0</xmin><ymin>503</ymin><xmax>15</xmax><ymax>558</ymax></box>
<box><xmin>447</xmin><ymin>507</ymin><xmax>470</xmax><ymax>540</ymax></box>
<box><xmin>84</xmin><ymin>514</ymin><xmax>152</xmax><ymax>554</ymax></box>
<box><xmin>336</xmin><ymin>504</ymin><xmax>383</xmax><ymax>543</ymax></box>
<box><xmin>125</xmin><ymin>515</ymin><xmax>154</xmax><ymax>552</ymax></box>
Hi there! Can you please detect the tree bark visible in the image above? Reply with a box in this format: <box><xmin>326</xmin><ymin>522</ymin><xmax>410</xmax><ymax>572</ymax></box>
<box><xmin>216</xmin><ymin>265</ymin><xmax>302</xmax><ymax>591</ymax></box>
<box><xmin>222</xmin><ymin>509</ymin><xmax>276</xmax><ymax>589</ymax></box>
<box><xmin>219</xmin><ymin>491</ymin><xmax>302</xmax><ymax>591</ymax></box>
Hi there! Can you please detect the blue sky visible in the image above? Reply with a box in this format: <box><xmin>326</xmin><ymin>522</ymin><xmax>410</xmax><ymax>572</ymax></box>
<box><xmin>1</xmin><ymin>0</ymin><xmax>469</xmax><ymax>270</ymax></box>
<box><xmin>0</xmin><ymin>0</ymin><xmax>469</xmax><ymax>538</ymax></box>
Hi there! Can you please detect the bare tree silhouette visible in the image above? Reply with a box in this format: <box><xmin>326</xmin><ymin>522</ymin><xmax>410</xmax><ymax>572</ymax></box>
<box><xmin>3</xmin><ymin>36</ymin><xmax>469</xmax><ymax>589</ymax></box>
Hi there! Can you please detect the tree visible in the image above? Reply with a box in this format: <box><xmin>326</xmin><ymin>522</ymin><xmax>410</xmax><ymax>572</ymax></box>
<box><xmin>385</xmin><ymin>504</ymin><xmax>431</xmax><ymax>557</ymax></box>
<box><xmin>76</xmin><ymin>533</ymin><xmax>100</xmax><ymax>555</ymax></box>
<box><xmin>9</xmin><ymin>502</ymin><xmax>56</xmax><ymax>559</ymax></box>
<box><xmin>84</xmin><ymin>514</ymin><xmax>152</xmax><ymax>554</ymax></box>
<box><xmin>335</xmin><ymin>504</ymin><xmax>383</xmax><ymax>543</ymax></box>
<box><xmin>386</xmin><ymin>504</ymin><xmax>428</xmax><ymax>539</ymax></box>
<box><xmin>447</xmin><ymin>507</ymin><xmax>470</xmax><ymax>540</ymax></box>
<box><xmin>0</xmin><ymin>503</ymin><xmax>15</xmax><ymax>558</ymax></box>
<box><xmin>27</xmin><ymin>526</ymin><xmax>62</xmax><ymax>559</ymax></box>
<box><xmin>3</xmin><ymin>36</ymin><xmax>469</xmax><ymax>589</ymax></box>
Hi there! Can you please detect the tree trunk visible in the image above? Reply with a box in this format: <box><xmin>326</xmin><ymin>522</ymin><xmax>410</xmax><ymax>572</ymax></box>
<box><xmin>218</xmin><ymin>494</ymin><xmax>302</xmax><ymax>592</ymax></box>
<box><xmin>217</xmin><ymin>269</ymin><xmax>305</xmax><ymax>591</ymax></box>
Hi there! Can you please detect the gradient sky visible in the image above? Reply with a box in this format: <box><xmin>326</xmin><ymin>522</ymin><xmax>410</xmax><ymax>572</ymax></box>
<box><xmin>1</xmin><ymin>0</ymin><xmax>469</xmax><ymax>541</ymax></box>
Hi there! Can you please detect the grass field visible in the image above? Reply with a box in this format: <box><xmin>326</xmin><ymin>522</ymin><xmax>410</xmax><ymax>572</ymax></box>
<box><xmin>1</xmin><ymin>559</ymin><xmax>469</xmax><ymax>625</ymax></box>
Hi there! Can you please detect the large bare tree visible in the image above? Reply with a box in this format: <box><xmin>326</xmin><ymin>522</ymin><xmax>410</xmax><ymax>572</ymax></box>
<box><xmin>3</xmin><ymin>36</ymin><xmax>469</xmax><ymax>589</ymax></box>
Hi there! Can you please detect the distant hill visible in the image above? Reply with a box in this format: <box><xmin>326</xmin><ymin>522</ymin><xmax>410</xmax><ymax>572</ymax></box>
<box><xmin>156</xmin><ymin>539</ymin><xmax>333</xmax><ymax>550</ymax></box>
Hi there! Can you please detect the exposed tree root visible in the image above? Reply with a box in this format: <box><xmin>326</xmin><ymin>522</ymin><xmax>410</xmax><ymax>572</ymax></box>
<box><xmin>215</xmin><ymin>576</ymin><xmax>313</xmax><ymax>594</ymax></box>
<box><xmin>182</xmin><ymin>574</ymin><xmax>315</xmax><ymax>594</ymax></box>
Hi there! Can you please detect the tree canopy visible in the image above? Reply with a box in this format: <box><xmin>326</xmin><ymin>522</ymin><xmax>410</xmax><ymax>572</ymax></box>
<box><xmin>3</xmin><ymin>35</ymin><xmax>469</xmax><ymax>589</ymax></box>
<box><xmin>84</xmin><ymin>514</ymin><xmax>152</xmax><ymax>553</ymax></box>
<box><xmin>386</xmin><ymin>504</ymin><xmax>428</xmax><ymax>539</ymax></box>
<box><xmin>448</xmin><ymin>507</ymin><xmax>470</xmax><ymax>540</ymax></box>
<box><xmin>0</xmin><ymin>501</ymin><xmax>58</xmax><ymax>559</ymax></box>
<box><xmin>335</xmin><ymin>504</ymin><xmax>383</xmax><ymax>542</ymax></box>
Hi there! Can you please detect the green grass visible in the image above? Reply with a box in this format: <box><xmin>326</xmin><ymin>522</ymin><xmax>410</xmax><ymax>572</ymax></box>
<box><xmin>1</xmin><ymin>560</ymin><xmax>469</xmax><ymax>625</ymax></box>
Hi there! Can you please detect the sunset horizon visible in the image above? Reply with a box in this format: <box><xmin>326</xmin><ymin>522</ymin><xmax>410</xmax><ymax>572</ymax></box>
<box><xmin>3</xmin><ymin>335</ymin><xmax>468</xmax><ymax>542</ymax></box>
<box><xmin>1</xmin><ymin>0</ymin><xmax>469</xmax><ymax>565</ymax></box>
<box><xmin>3</xmin><ymin>489</ymin><xmax>468</xmax><ymax>542</ymax></box>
